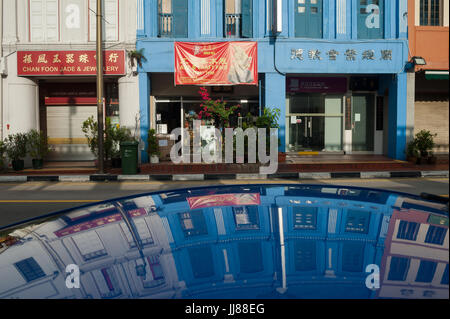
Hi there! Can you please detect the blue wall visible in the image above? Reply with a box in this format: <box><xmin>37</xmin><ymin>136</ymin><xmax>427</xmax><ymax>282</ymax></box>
<box><xmin>137</xmin><ymin>0</ymin><xmax>409</xmax><ymax>159</ymax></box>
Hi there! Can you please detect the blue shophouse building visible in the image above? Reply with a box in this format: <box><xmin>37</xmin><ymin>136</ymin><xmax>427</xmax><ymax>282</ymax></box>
<box><xmin>136</xmin><ymin>0</ymin><xmax>409</xmax><ymax>162</ymax></box>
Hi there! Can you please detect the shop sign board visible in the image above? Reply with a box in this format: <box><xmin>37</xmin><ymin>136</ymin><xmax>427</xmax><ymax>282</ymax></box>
<box><xmin>17</xmin><ymin>50</ymin><xmax>125</xmax><ymax>76</ymax></box>
<box><xmin>174</xmin><ymin>41</ymin><xmax>258</xmax><ymax>86</ymax></box>
<box><xmin>287</xmin><ymin>77</ymin><xmax>347</xmax><ymax>93</ymax></box>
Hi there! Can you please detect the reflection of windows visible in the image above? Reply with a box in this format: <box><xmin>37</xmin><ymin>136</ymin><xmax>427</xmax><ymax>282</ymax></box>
<box><xmin>14</xmin><ymin>258</ymin><xmax>46</xmax><ymax>282</ymax></box>
<box><xmin>397</xmin><ymin>221</ymin><xmax>420</xmax><ymax>241</ymax></box>
<box><xmin>441</xmin><ymin>264</ymin><xmax>449</xmax><ymax>285</ymax></box>
<box><xmin>345</xmin><ymin>210</ymin><xmax>370</xmax><ymax>233</ymax></box>
<box><xmin>388</xmin><ymin>257</ymin><xmax>410</xmax><ymax>281</ymax></box>
<box><xmin>72</xmin><ymin>231</ymin><xmax>107</xmax><ymax>261</ymax></box>
<box><xmin>294</xmin><ymin>241</ymin><xmax>316</xmax><ymax>271</ymax></box>
<box><xmin>420</xmin><ymin>0</ymin><xmax>443</xmax><ymax>26</ymax></box>
<box><xmin>357</xmin><ymin>0</ymin><xmax>384</xmax><ymax>39</ymax></box>
<box><xmin>293</xmin><ymin>207</ymin><xmax>317</xmax><ymax>230</ymax></box>
<box><xmin>294</xmin><ymin>0</ymin><xmax>323</xmax><ymax>38</ymax></box>
<box><xmin>416</xmin><ymin>260</ymin><xmax>437</xmax><ymax>283</ymax></box>
<box><xmin>425</xmin><ymin>225</ymin><xmax>447</xmax><ymax>245</ymax></box>
<box><xmin>189</xmin><ymin>246</ymin><xmax>215</xmax><ymax>278</ymax></box>
<box><xmin>233</xmin><ymin>206</ymin><xmax>260</xmax><ymax>230</ymax></box>
<box><xmin>342</xmin><ymin>242</ymin><xmax>365</xmax><ymax>272</ymax></box>
<box><xmin>93</xmin><ymin>268</ymin><xmax>122</xmax><ymax>298</ymax></box>
<box><xmin>120</xmin><ymin>219</ymin><xmax>154</xmax><ymax>248</ymax></box>
<box><xmin>142</xmin><ymin>256</ymin><xmax>165</xmax><ymax>288</ymax></box>
<box><xmin>238</xmin><ymin>242</ymin><xmax>263</xmax><ymax>273</ymax></box>
<box><xmin>179</xmin><ymin>211</ymin><xmax>208</xmax><ymax>237</ymax></box>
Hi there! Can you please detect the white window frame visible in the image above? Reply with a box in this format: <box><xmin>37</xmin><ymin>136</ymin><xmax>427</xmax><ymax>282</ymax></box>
<box><xmin>28</xmin><ymin>0</ymin><xmax>60</xmax><ymax>42</ymax></box>
<box><xmin>88</xmin><ymin>0</ymin><xmax>120</xmax><ymax>42</ymax></box>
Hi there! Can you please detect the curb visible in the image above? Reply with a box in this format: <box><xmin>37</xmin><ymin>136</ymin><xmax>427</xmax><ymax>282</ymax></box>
<box><xmin>0</xmin><ymin>170</ymin><xmax>448</xmax><ymax>182</ymax></box>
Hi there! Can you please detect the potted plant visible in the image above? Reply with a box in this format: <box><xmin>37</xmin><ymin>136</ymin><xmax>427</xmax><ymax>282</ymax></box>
<box><xmin>255</xmin><ymin>107</ymin><xmax>285</xmax><ymax>162</ymax></box>
<box><xmin>128</xmin><ymin>48</ymin><xmax>147</xmax><ymax>74</ymax></box>
<box><xmin>147</xmin><ymin>129</ymin><xmax>160</xmax><ymax>163</ymax></box>
<box><xmin>0</xmin><ymin>140</ymin><xmax>5</xmax><ymax>172</ymax></box>
<box><xmin>414</xmin><ymin>130</ymin><xmax>437</xmax><ymax>165</ymax></box>
<box><xmin>27</xmin><ymin>129</ymin><xmax>52</xmax><ymax>169</ymax></box>
<box><xmin>82</xmin><ymin>116</ymin><xmax>114</xmax><ymax>166</ymax></box>
<box><xmin>110</xmin><ymin>124</ymin><xmax>134</xmax><ymax>168</ymax></box>
<box><xmin>4</xmin><ymin>133</ymin><xmax>28</xmax><ymax>171</ymax></box>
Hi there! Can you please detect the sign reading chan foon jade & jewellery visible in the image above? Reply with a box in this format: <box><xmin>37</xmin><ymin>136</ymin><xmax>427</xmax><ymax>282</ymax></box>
<box><xmin>17</xmin><ymin>50</ymin><xmax>126</xmax><ymax>76</ymax></box>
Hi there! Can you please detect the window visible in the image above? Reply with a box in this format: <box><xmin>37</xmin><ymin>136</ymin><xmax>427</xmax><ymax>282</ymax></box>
<box><xmin>158</xmin><ymin>0</ymin><xmax>188</xmax><ymax>37</ymax></box>
<box><xmin>141</xmin><ymin>256</ymin><xmax>165</xmax><ymax>288</ymax></box>
<box><xmin>357</xmin><ymin>0</ymin><xmax>384</xmax><ymax>39</ymax></box>
<box><xmin>72</xmin><ymin>231</ymin><xmax>107</xmax><ymax>261</ymax></box>
<box><xmin>238</xmin><ymin>242</ymin><xmax>263</xmax><ymax>273</ymax></box>
<box><xmin>441</xmin><ymin>264</ymin><xmax>449</xmax><ymax>285</ymax></box>
<box><xmin>89</xmin><ymin>0</ymin><xmax>119</xmax><ymax>42</ymax></box>
<box><xmin>179</xmin><ymin>210</ymin><xmax>208</xmax><ymax>237</ymax></box>
<box><xmin>345</xmin><ymin>210</ymin><xmax>370</xmax><ymax>234</ymax></box>
<box><xmin>293</xmin><ymin>207</ymin><xmax>318</xmax><ymax>230</ymax></box>
<box><xmin>93</xmin><ymin>268</ymin><xmax>122</xmax><ymax>298</ymax></box>
<box><xmin>397</xmin><ymin>221</ymin><xmax>420</xmax><ymax>241</ymax></box>
<box><xmin>188</xmin><ymin>246</ymin><xmax>215</xmax><ymax>278</ymax></box>
<box><xmin>415</xmin><ymin>260</ymin><xmax>437</xmax><ymax>283</ymax></box>
<box><xmin>29</xmin><ymin>0</ymin><xmax>59</xmax><ymax>42</ymax></box>
<box><xmin>294</xmin><ymin>240</ymin><xmax>316</xmax><ymax>271</ymax></box>
<box><xmin>14</xmin><ymin>258</ymin><xmax>46</xmax><ymax>282</ymax></box>
<box><xmin>420</xmin><ymin>0</ymin><xmax>443</xmax><ymax>26</ymax></box>
<box><xmin>120</xmin><ymin>219</ymin><xmax>154</xmax><ymax>248</ymax></box>
<box><xmin>388</xmin><ymin>257</ymin><xmax>410</xmax><ymax>281</ymax></box>
<box><xmin>224</xmin><ymin>0</ymin><xmax>252</xmax><ymax>38</ymax></box>
<box><xmin>233</xmin><ymin>206</ymin><xmax>260</xmax><ymax>230</ymax></box>
<box><xmin>342</xmin><ymin>242</ymin><xmax>365</xmax><ymax>272</ymax></box>
<box><xmin>294</xmin><ymin>0</ymin><xmax>323</xmax><ymax>38</ymax></box>
<box><xmin>425</xmin><ymin>225</ymin><xmax>447</xmax><ymax>245</ymax></box>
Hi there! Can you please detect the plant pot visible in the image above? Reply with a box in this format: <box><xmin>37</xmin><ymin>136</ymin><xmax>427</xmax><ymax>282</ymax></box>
<box><xmin>32</xmin><ymin>158</ymin><xmax>44</xmax><ymax>169</ymax></box>
<box><xmin>407</xmin><ymin>156</ymin><xmax>417</xmax><ymax>164</ymax></box>
<box><xmin>278</xmin><ymin>152</ymin><xmax>286</xmax><ymax>163</ymax></box>
<box><xmin>427</xmin><ymin>156</ymin><xmax>437</xmax><ymax>165</ymax></box>
<box><xmin>12</xmin><ymin>159</ymin><xmax>25</xmax><ymax>171</ymax></box>
<box><xmin>111</xmin><ymin>157</ymin><xmax>122</xmax><ymax>168</ymax></box>
<box><xmin>150</xmin><ymin>155</ymin><xmax>160</xmax><ymax>164</ymax></box>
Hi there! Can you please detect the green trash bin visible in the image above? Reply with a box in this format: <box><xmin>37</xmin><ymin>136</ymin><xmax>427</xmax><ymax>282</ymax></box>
<box><xmin>120</xmin><ymin>141</ymin><xmax>139</xmax><ymax>175</ymax></box>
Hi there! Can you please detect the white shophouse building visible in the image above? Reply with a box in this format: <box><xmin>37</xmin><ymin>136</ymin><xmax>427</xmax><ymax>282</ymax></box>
<box><xmin>0</xmin><ymin>0</ymin><xmax>140</xmax><ymax>162</ymax></box>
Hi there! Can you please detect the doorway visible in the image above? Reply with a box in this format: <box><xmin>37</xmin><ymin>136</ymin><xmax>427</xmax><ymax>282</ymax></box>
<box><xmin>351</xmin><ymin>94</ymin><xmax>375</xmax><ymax>152</ymax></box>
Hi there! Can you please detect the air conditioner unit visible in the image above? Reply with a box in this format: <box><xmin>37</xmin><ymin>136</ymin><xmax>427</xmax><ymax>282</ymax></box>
<box><xmin>0</xmin><ymin>58</ymin><xmax>7</xmax><ymax>76</ymax></box>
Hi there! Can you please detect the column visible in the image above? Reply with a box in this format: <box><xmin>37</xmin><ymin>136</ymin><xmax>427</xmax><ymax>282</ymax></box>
<box><xmin>139</xmin><ymin>72</ymin><xmax>150</xmax><ymax>163</ymax></box>
<box><xmin>263</xmin><ymin>72</ymin><xmax>286</xmax><ymax>152</ymax></box>
<box><xmin>388</xmin><ymin>72</ymin><xmax>408</xmax><ymax>160</ymax></box>
<box><xmin>119</xmin><ymin>75</ymin><xmax>140</xmax><ymax>134</ymax></box>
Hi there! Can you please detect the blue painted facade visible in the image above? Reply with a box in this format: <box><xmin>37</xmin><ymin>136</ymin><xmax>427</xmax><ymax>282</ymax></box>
<box><xmin>137</xmin><ymin>0</ymin><xmax>409</xmax><ymax>161</ymax></box>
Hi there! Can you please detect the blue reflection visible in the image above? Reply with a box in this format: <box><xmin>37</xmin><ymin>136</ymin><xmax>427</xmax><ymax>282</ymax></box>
<box><xmin>0</xmin><ymin>185</ymin><xmax>448</xmax><ymax>299</ymax></box>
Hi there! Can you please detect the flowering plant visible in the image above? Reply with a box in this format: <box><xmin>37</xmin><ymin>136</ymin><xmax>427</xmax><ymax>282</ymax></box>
<box><xmin>197</xmin><ymin>87</ymin><xmax>240</xmax><ymax>128</ymax></box>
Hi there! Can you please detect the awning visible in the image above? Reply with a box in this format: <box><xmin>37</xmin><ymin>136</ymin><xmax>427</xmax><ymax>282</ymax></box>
<box><xmin>425</xmin><ymin>70</ymin><xmax>449</xmax><ymax>80</ymax></box>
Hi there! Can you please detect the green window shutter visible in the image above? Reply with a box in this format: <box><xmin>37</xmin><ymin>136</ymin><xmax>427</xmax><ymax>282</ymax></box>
<box><xmin>294</xmin><ymin>240</ymin><xmax>316</xmax><ymax>271</ymax></box>
<box><xmin>238</xmin><ymin>242</ymin><xmax>263</xmax><ymax>273</ymax></box>
<box><xmin>173</xmin><ymin>0</ymin><xmax>188</xmax><ymax>37</ymax></box>
<box><xmin>241</xmin><ymin>0</ymin><xmax>253</xmax><ymax>38</ymax></box>
<box><xmin>188</xmin><ymin>246</ymin><xmax>215</xmax><ymax>278</ymax></box>
<box><xmin>294</xmin><ymin>0</ymin><xmax>323</xmax><ymax>38</ymax></box>
<box><xmin>357</xmin><ymin>0</ymin><xmax>384</xmax><ymax>39</ymax></box>
<box><xmin>342</xmin><ymin>242</ymin><xmax>365</xmax><ymax>272</ymax></box>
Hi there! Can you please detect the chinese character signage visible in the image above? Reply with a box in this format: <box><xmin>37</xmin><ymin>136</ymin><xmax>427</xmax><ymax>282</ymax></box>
<box><xmin>174</xmin><ymin>42</ymin><xmax>258</xmax><ymax>86</ymax></box>
<box><xmin>17</xmin><ymin>50</ymin><xmax>125</xmax><ymax>76</ymax></box>
<box><xmin>290</xmin><ymin>48</ymin><xmax>392</xmax><ymax>62</ymax></box>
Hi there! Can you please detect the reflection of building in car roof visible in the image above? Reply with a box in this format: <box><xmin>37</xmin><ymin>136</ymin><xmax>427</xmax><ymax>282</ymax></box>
<box><xmin>0</xmin><ymin>185</ymin><xmax>448</xmax><ymax>299</ymax></box>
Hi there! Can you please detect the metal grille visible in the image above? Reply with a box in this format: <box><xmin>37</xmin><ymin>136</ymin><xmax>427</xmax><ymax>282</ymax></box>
<box><xmin>420</xmin><ymin>0</ymin><xmax>443</xmax><ymax>26</ymax></box>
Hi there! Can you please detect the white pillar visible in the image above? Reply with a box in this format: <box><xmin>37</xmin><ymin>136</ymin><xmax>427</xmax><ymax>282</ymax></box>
<box><xmin>118</xmin><ymin>75</ymin><xmax>140</xmax><ymax>136</ymax></box>
<box><xmin>3</xmin><ymin>53</ymin><xmax>39</xmax><ymax>137</ymax></box>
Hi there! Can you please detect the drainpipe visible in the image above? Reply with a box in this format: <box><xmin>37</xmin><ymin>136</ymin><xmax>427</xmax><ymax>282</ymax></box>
<box><xmin>276</xmin><ymin>206</ymin><xmax>287</xmax><ymax>294</ymax></box>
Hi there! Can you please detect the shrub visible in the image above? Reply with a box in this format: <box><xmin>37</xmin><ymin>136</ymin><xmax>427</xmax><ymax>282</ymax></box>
<box><xmin>414</xmin><ymin>130</ymin><xmax>436</xmax><ymax>158</ymax></box>
<box><xmin>4</xmin><ymin>133</ymin><xmax>28</xmax><ymax>161</ymax></box>
<box><xmin>27</xmin><ymin>129</ymin><xmax>52</xmax><ymax>159</ymax></box>
<box><xmin>147</xmin><ymin>129</ymin><xmax>160</xmax><ymax>157</ymax></box>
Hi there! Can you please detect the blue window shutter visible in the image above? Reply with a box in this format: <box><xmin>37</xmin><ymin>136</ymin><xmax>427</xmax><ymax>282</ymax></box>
<box><xmin>173</xmin><ymin>0</ymin><xmax>188</xmax><ymax>37</ymax></box>
<box><xmin>357</xmin><ymin>0</ymin><xmax>384</xmax><ymax>39</ymax></box>
<box><xmin>425</xmin><ymin>225</ymin><xmax>447</xmax><ymax>245</ymax></box>
<box><xmin>14</xmin><ymin>257</ymin><xmax>46</xmax><ymax>282</ymax></box>
<box><xmin>342</xmin><ymin>242</ymin><xmax>365</xmax><ymax>272</ymax></box>
<box><xmin>388</xmin><ymin>257</ymin><xmax>410</xmax><ymax>281</ymax></box>
<box><xmin>416</xmin><ymin>260</ymin><xmax>437</xmax><ymax>283</ymax></box>
<box><xmin>293</xmin><ymin>207</ymin><xmax>318</xmax><ymax>230</ymax></box>
<box><xmin>345</xmin><ymin>210</ymin><xmax>371</xmax><ymax>234</ymax></box>
<box><xmin>188</xmin><ymin>246</ymin><xmax>215</xmax><ymax>278</ymax></box>
<box><xmin>294</xmin><ymin>240</ymin><xmax>316</xmax><ymax>271</ymax></box>
<box><xmin>294</xmin><ymin>0</ymin><xmax>323</xmax><ymax>38</ymax></box>
<box><xmin>238</xmin><ymin>242</ymin><xmax>263</xmax><ymax>273</ymax></box>
<box><xmin>397</xmin><ymin>221</ymin><xmax>420</xmax><ymax>241</ymax></box>
<box><xmin>241</xmin><ymin>0</ymin><xmax>253</xmax><ymax>38</ymax></box>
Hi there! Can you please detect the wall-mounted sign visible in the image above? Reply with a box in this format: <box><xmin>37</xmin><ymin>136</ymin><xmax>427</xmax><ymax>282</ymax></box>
<box><xmin>174</xmin><ymin>42</ymin><xmax>258</xmax><ymax>86</ymax></box>
<box><xmin>17</xmin><ymin>50</ymin><xmax>125</xmax><ymax>76</ymax></box>
<box><xmin>287</xmin><ymin>77</ymin><xmax>347</xmax><ymax>93</ymax></box>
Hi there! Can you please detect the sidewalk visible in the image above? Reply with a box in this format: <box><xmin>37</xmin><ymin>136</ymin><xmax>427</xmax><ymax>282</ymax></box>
<box><xmin>0</xmin><ymin>155</ymin><xmax>448</xmax><ymax>182</ymax></box>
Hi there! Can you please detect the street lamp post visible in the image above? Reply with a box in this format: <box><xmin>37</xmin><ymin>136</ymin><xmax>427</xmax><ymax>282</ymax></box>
<box><xmin>96</xmin><ymin>0</ymin><xmax>105</xmax><ymax>174</ymax></box>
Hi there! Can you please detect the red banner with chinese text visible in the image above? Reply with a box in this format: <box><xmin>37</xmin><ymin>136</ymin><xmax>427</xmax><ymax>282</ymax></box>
<box><xmin>174</xmin><ymin>42</ymin><xmax>258</xmax><ymax>86</ymax></box>
<box><xmin>17</xmin><ymin>50</ymin><xmax>125</xmax><ymax>76</ymax></box>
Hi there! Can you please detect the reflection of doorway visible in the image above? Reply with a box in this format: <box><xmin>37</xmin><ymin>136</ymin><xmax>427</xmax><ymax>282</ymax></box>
<box><xmin>352</xmin><ymin>94</ymin><xmax>375</xmax><ymax>152</ymax></box>
<box><xmin>287</xmin><ymin>94</ymin><xmax>343</xmax><ymax>152</ymax></box>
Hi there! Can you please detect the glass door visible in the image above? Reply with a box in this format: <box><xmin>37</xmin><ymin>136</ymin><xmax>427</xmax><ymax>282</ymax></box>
<box><xmin>352</xmin><ymin>94</ymin><xmax>374</xmax><ymax>151</ymax></box>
